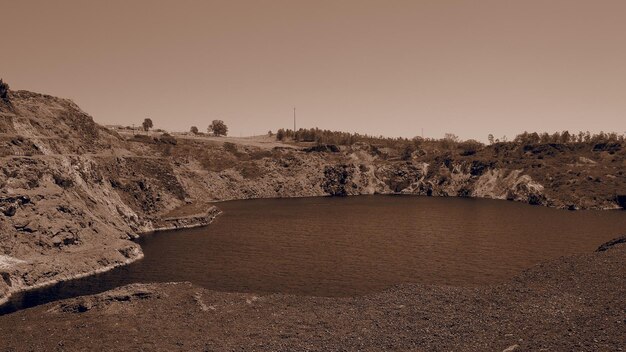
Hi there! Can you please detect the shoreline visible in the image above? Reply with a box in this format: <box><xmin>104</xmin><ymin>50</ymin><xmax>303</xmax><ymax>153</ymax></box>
<box><xmin>142</xmin><ymin>205</ymin><xmax>222</xmax><ymax>233</ymax></box>
<box><xmin>208</xmin><ymin>191</ymin><xmax>624</xmax><ymax>211</ymax></box>
<box><xmin>0</xmin><ymin>250</ymin><xmax>145</xmax><ymax>308</ymax></box>
<box><xmin>0</xmin><ymin>207</ymin><xmax>222</xmax><ymax>312</ymax></box>
<box><xmin>0</xmin><ymin>195</ymin><xmax>621</xmax><ymax>314</ymax></box>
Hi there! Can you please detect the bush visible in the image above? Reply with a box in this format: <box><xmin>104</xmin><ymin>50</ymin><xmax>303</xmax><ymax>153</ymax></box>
<box><xmin>458</xmin><ymin>140</ymin><xmax>483</xmax><ymax>156</ymax></box>
<box><xmin>223</xmin><ymin>142</ymin><xmax>238</xmax><ymax>153</ymax></box>
<box><xmin>158</xmin><ymin>133</ymin><xmax>177</xmax><ymax>145</ymax></box>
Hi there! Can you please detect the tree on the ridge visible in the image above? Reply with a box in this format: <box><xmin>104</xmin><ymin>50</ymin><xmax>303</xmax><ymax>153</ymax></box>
<box><xmin>208</xmin><ymin>120</ymin><xmax>228</xmax><ymax>136</ymax></box>
<box><xmin>443</xmin><ymin>133</ymin><xmax>459</xmax><ymax>142</ymax></box>
<box><xmin>142</xmin><ymin>118</ymin><xmax>154</xmax><ymax>132</ymax></box>
<box><xmin>276</xmin><ymin>129</ymin><xmax>285</xmax><ymax>141</ymax></box>
<box><xmin>190</xmin><ymin>126</ymin><xmax>199</xmax><ymax>134</ymax></box>
<box><xmin>0</xmin><ymin>79</ymin><xmax>9</xmax><ymax>102</ymax></box>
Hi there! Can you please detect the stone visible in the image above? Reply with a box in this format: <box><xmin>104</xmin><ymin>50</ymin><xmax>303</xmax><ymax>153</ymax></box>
<box><xmin>502</xmin><ymin>344</ymin><xmax>520</xmax><ymax>352</ymax></box>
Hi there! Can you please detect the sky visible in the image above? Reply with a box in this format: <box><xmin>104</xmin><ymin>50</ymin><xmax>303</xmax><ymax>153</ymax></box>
<box><xmin>3</xmin><ymin>0</ymin><xmax>626</xmax><ymax>141</ymax></box>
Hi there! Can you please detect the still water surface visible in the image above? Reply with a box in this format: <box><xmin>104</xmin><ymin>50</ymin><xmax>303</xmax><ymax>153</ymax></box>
<box><xmin>2</xmin><ymin>196</ymin><xmax>626</xmax><ymax>314</ymax></box>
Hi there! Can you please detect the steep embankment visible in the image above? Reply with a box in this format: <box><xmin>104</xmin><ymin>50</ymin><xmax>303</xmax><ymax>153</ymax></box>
<box><xmin>0</xmin><ymin>91</ymin><xmax>144</xmax><ymax>304</ymax></box>
<box><xmin>0</xmin><ymin>88</ymin><xmax>624</xmax><ymax>306</ymax></box>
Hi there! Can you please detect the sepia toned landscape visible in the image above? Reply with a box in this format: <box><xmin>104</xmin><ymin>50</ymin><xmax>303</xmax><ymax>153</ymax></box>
<box><xmin>2</xmin><ymin>1</ymin><xmax>626</xmax><ymax>351</ymax></box>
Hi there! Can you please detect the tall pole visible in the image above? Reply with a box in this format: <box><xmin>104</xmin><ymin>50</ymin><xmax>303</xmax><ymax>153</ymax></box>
<box><xmin>293</xmin><ymin>107</ymin><xmax>296</xmax><ymax>132</ymax></box>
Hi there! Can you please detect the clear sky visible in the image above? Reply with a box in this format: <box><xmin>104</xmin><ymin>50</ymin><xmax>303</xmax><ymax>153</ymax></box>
<box><xmin>3</xmin><ymin>0</ymin><xmax>625</xmax><ymax>141</ymax></box>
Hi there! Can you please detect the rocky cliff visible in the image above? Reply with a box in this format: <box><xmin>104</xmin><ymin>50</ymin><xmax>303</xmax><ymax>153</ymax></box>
<box><xmin>0</xmin><ymin>88</ymin><xmax>624</xmax><ymax>305</ymax></box>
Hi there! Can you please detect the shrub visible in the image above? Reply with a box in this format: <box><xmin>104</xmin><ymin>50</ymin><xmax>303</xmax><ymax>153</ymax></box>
<box><xmin>158</xmin><ymin>133</ymin><xmax>177</xmax><ymax>145</ymax></box>
<box><xmin>458</xmin><ymin>139</ymin><xmax>483</xmax><ymax>156</ymax></box>
<box><xmin>223</xmin><ymin>142</ymin><xmax>238</xmax><ymax>153</ymax></box>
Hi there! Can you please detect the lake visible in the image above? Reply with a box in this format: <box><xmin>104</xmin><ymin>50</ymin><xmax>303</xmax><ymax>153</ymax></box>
<box><xmin>2</xmin><ymin>195</ymin><xmax>625</xmax><ymax>314</ymax></box>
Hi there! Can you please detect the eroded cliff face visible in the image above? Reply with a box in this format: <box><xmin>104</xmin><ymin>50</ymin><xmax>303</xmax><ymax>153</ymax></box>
<box><xmin>0</xmin><ymin>89</ymin><xmax>624</xmax><ymax>304</ymax></box>
<box><xmin>0</xmin><ymin>92</ymin><xmax>146</xmax><ymax>304</ymax></box>
<box><xmin>319</xmin><ymin>159</ymin><xmax>547</xmax><ymax>206</ymax></box>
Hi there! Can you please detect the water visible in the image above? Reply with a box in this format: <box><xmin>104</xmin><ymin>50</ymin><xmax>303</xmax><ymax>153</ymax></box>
<box><xmin>2</xmin><ymin>196</ymin><xmax>625</xmax><ymax>314</ymax></box>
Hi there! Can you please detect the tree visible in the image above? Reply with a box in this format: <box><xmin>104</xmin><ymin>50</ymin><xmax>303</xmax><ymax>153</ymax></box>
<box><xmin>440</xmin><ymin>133</ymin><xmax>459</xmax><ymax>150</ymax></box>
<box><xmin>208</xmin><ymin>120</ymin><xmax>228</xmax><ymax>136</ymax></box>
<box><xmin>411</xmin><ymin>136</ymin><xmax>424</xmax><ymax>149</ymax></box>
<box><xmin>276</xmin><ymin>128</ymin><xmax>285</xmax><ymax>141</ymax></box>
<box><xmin>142</xmin><ymin>118</ymin><xmax>153</xmax><ymax>132</ymax></box>
<box><xmin>487</xmin><ymin>134</ymin><xmax>495</xmax><ymax>145</ymax></box>
<box><xmin>0</xmin><ymin>79</ymin><xmax>9</xmax><ymax>102</ymax></box>
<box><xmin>560</xmin><ymin>130</ymin><xmax>571</xmax><ymax>144</ymax></box>
<box><xmin>529</xmin><ymin>132</ymin><xmax>540</xmax><ymax>145</ymax></box>
<box><xmin>190</xmin><ymin>126</ymin><xmax>199</xmax><ymax>134</ymax></box>
<box><xmin>443</xmin><ymin>133</ymin><xmax>459</xmax><ymax>142</ymax></box>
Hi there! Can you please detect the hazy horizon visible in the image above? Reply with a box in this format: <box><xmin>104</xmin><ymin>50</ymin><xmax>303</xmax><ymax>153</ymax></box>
<box><xmin>4</xmin><ymin>0</ymin><xmax>626</xmax><ymax>141</ymax></box>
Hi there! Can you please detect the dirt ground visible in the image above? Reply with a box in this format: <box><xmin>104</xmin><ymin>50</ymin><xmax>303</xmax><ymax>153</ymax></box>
<box><xmin>0</xmin><ymin>240</ymin><xmax>624</xmax><ymax>352</ymax></box>
<box><xmin>116</xmin><ymin>130</ymin><xmax>301</xmax><ymax>150</ymax></box>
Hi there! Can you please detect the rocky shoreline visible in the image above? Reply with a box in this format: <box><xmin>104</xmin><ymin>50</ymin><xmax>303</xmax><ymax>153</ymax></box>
<box><xmin>143</xmin><ymin>205</ymin><xmax>222</xmax><ymax>233</ymax></box>
<box><xmin>0</xmin><ymin>206</ymin><xmax>221</xmax><ymax>310</ymax></box>
<box><xmin>0</xmin><ymin>247</ymin><xmax>143</xmax><ymax>307</ymax></box>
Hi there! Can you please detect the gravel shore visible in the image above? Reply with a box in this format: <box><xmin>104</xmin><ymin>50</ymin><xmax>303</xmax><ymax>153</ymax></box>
<box><xmin>0</xmin><ymin>239</ymin><xmax>624</xmax><ymax>351</ymax></box>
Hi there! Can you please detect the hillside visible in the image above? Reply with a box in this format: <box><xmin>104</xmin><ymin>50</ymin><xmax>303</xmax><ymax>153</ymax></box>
<box><xmin>0</xmin><ymin>87</ymin><xmax>625</xmax><ymax>307</ymax></box>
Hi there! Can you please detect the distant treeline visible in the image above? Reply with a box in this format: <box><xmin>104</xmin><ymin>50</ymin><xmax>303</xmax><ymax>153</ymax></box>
<box><xmin>276</xmin><ymin>128</ymin><xmax>405</xmax><ymax>146</ymax></box>
<box><xmin>276</xmin><ymin>128</ymin><xmax>624</xmax><ymax>147</ymax></box>
<box><xmin>274</xmin><ymin>127</ymin><xmax>624</xmax><ymax>159</ymax></box>
<box><xmin>275</xmin><ymin>128</ymin><xmax>484</xmax><ymax>157</ymax></box>
<box><xmin>510</xmin><ymin>131</ymin><xmax>624</xmax><ymax>145</ymax></box>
